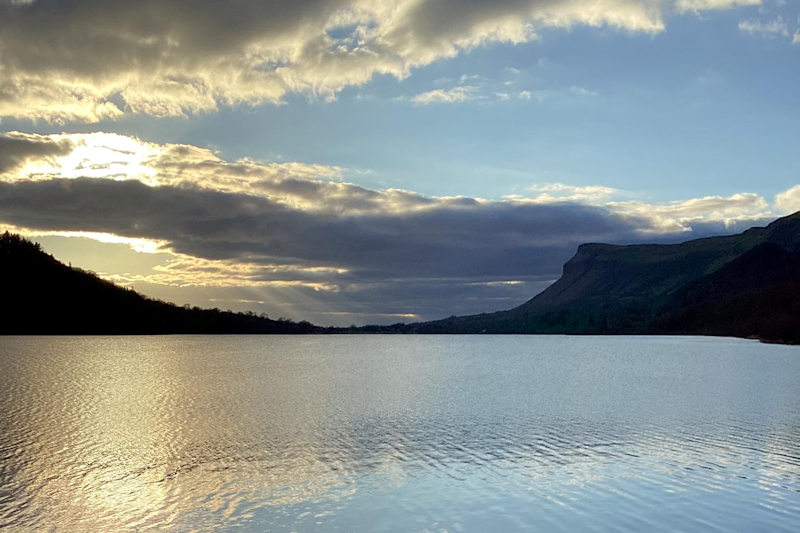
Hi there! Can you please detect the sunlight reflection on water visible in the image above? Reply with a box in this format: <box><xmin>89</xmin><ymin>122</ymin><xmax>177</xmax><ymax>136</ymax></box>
<box><xmin>0</xmin><ymin>335</ymin><xmax>798</xmax><ymax>532</ymax></box>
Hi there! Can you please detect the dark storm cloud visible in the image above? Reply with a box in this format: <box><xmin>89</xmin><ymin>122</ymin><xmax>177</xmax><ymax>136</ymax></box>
<box><xmin>0</xmin><ymin>130</ymin><xmax>775</xmax><ymax>324</ymax></box>
<box><xmin>0</xmin><ymin>177</ymin><xmax>659</xmax><ymax>283</ymax></box>
<box><xmin>0</xmin><ymin>0</ymin><xmax>335</xmax><ymax>73</ymax></box>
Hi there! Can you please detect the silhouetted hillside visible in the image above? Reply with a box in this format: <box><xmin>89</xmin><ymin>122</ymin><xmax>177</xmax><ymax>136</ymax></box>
<box><xmin>4</xmin><ymin>209</ymin><xmax>800</xmax><ymax>343</ymax></box>
<box><xmin>0</xmin><ymin>232</ymin><xmax>323</xmax><ymax>335</ymax></box>
<box><xmin>400</xmin><ymin>212</ymin><xmax>800</xmax><ymax>344</ymax></box>
<box><xmin>656</xmin><ymin>243</ymin><xmax>800</xmax><ymax>344</ymax></box>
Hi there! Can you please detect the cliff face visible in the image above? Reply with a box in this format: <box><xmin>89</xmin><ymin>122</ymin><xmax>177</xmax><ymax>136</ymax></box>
<box><xmin>520</xmin><ymin>243</ymin><xmax>613</xmax><ymax>309</ymax></box>
<box><xmin>4</xmin><ymin>210</ymin><xmax>800</xmax><ymax>342</ymax></box>
<box><xmin>514</xmin><ymin>211</ymin><xmax>800</xmax><ymax>318</ymax></box>
<box><xmin>409</xmin><ymin>211</ymin><xmax>800</xmax><ymax>342</ymax></box>
<box><xmin>515</xmin><ymin>242</ymin><xmax>731</xmax><ymax>319</ymax></box>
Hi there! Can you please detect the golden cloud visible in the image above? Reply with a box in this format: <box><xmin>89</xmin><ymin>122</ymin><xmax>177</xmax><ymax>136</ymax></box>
<box><xmin>0</xmin><ymin>0</ymin><xmax>760</xmax><ymax>122</ymax></box>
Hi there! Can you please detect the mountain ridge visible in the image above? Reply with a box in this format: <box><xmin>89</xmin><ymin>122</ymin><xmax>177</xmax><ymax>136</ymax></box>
<box><xmin>389</xmin><ymin>211</ymin><xmax>800</xmax><ymax>343</ymax></box>
<box><xmin>0</xmin><ymin>231</ymin><xmax>325</xmax><ymax>335</ymax></box>
<box><xmin>2</xmin><ymin>211</ymin><xmax>799</xmax><ymax>343</ymax></box>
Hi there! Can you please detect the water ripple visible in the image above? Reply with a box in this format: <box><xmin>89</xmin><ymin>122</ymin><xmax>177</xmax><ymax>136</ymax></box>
<box><xmin>0</xmin><ymin>335</ymin><xmax>798</xmax><ymax>532</ymax></box>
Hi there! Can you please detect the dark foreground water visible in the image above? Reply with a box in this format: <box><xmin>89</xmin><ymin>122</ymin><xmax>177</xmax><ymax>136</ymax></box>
<box><xmin>0</xmin><ymin>336</ymin><xmax>798</xmax><ymax>532</ymax></box>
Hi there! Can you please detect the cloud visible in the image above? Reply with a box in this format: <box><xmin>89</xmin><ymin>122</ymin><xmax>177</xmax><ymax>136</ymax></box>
<box><xmin>409</xmin><ymin>79</ymin><xmax>585</xmax><ymax>105</ymax></box>
<box><xmin>132</xmin><ymin>274</ymin><xmax>557</xmax><ymax>325</ymax></box>
<box><xmin>410</xmin><ymin>85</ymin><xmax>480</xmax><ymax>105</ymax></box>
<box><xmin>1</xmin><ymin>131</ymin><xmax>785</xmax><ymax>248</ymax></box>
<box><xmin>738</xmin><ymin>16</ymin><xmax>790</xmax><ymax>38</ymax></box>
<box><xmin>0</xmin><ymin>131</ymin><xmax>791</xmax><ymax>324</ymax></box>
<box><xmin>0</xmin><ymin>0</ymin><xmax>762</xmax><ymax>122</ymax></box>
<box><xmin>775</xmin><ymin>185</ymin><xmax>800</xmax><ymax>213</ymax></box>
<box><xmin>1</xmin><ymin>131</ymin><xmax>353</xmax><ymax>208</ymax></box>
<box><xmin>0</xmin><ymin>132</ymin><xmax>74</xmax><ymax>174</ymax></box>
<box><xmin>520</xmin><ymin>89</ymin><xmax>554</xmax><ymax>102</ymax></box>
<box><xmin>516</xmin><ymin>183</ymin><xmax>618</xmax><ymax>204</ymax></box>
<box><xmin>0</xmin><ymin>173</ymin><xmax>669</xmax><ymax>326</ymax></box>
<box><xmin>459</xmin><ymin>74</ymin><xmax>488</xmax><ymax>84</ymax></box>
<box><xmin>793</xmin><ymin>30</ymin><xmax>800</xmax><ymax>44</ymax></box>
<box><xmin>569</xmin><ymin>85</ymin><xmax>599</xmax><ymax>97</ymax></box>
<box><xmin>677</xmin><ymin>0</ymin><xmax>760</xmax><ymax>11</ymax></box>
<box><xmin>0</xmin><ymin>176</ymin><xmax>653</xmax><ymax>274</ymax></box>
<box><xmin>610</xmin><ymin>193</ymin><xmax>772</xmax><ymax>233</ymax></box>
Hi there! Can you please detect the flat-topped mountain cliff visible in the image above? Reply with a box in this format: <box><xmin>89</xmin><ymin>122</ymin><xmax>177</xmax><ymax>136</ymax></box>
<box><xmin>395</xmin><ymin>212</ymin><xmax>800</xmax><ymax>343</ymax></box>
<box><xmin>2</xmin><ymin>212</ymin><xmax>799</xmax><ymax>342</ymax></box>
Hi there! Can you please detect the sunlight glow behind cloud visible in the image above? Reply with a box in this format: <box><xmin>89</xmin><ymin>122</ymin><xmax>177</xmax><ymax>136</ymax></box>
<box><xmin>1</xmin><ymin>128</ymin><xmax>796</xmax><ymax>324</ymax></box>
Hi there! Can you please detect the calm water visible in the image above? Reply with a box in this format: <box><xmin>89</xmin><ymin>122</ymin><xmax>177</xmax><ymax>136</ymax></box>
<box><xmin>0</xmin><ymin>336</ymin><xmax>798</xmax><ymax>532</ymax></box>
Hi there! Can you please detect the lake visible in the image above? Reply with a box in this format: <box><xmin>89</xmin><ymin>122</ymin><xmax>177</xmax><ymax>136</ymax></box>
<box><xmin>0</xmin><ymin>335</ymin><xmax>798</xmax><ymax>532</ymax></box>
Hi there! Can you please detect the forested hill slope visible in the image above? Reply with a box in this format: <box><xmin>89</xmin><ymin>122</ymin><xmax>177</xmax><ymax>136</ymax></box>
<box><xmin>0</xmin><ymin>232</ymin><xmax>322</xmax><ymax>335</ymax></box>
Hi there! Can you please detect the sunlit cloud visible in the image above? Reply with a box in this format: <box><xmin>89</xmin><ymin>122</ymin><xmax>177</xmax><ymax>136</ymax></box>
<box><xmin>319</xmin><ymin>311</ymin><xmax>419</xmax><ymax>319</ymax></box>
<box><xmin>609</xmin><ymin>193</ymin><xmax>772</xmax><ymax>233</ymax></box>
<box><xmin>35</xmin><ymin>231</ymin><xmax>166</xmax><ymax>254</ymax></box>
<box><xmin>516</xmin><ymin>183</ymin><xmax>618</xmax><ymax>204</ymax></box>
<box><xmin>0</xmin><ymin>131</ymin><xmax>789</xmax><ymax>252</ymax></box>
<box><xmin>409</xmin><ymin>86</ymin><xmax>480</xmax><ymax>105</ymax></box>
<box><xmin>469</xmin><ymin>280</ymin><xmax>526</xmax><ymax>287</ymax></box>
<box><xmin>0</xmin><ymin>0</ymin><xmax>763</xmax><ymax>122</ymax></box>
<box><xmin>0</xmin><ymin>132</ymin><xmax>74</xmax><ymax>174</ymax></box>
<box><xmin>0</xmin><ymin>223</ymin><xmax>167</xmax><ymax>254</ymax></box>
<box><xmin>738</xmin><ymin>16</ymin><xmax>790</xmax><ymax>37</ymax></box>
<box><xmin>677</xmin><ymin>0</ymin><xmax>760</xmax><ymax>11</ymax></box>
<box><xmin>406</xmin><ymin>79</ymin><xmax>591</xmax><ymax>106</ymax></box>
<box><xmin>103</xmin><ymin>253</ymin><xmax>348</xmax><ymax>290</ymax></box>
<box><xmin>775</xmin><ymin>185</ymin><xmax>800</xmax><ymax>214</ymax></box>
<box><xmin>1</xmin><ymin>131</ymin><xmax>795</xmax><ymax>324</ymax></box>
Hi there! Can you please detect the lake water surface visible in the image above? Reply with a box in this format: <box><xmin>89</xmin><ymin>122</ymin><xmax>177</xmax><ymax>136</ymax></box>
<box><xmin>1</xmin><ymin>335</ymin><xmax>798</xmax><ymax>532</ymax></box>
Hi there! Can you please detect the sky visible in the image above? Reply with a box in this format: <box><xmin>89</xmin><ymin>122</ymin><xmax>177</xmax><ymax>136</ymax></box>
<box><xmin>0</xmin><ymin>0</ymin><xmax>798</xmax><ymax>326</ymax></box>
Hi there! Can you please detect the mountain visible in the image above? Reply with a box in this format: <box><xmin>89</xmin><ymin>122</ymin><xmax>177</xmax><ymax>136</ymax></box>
<box><xmin>400</xmin><ymin>211</ymin><xmax>800</xmax><ymax>344</ymax></box>
<box><xmin>656</xmin><ymin>243</ymin><xmax>800</xmax><ymax>343</ymax></box>
<box><xmin>3</xmin><ymin>212</ymin><xmax>800</xmax><ymax>342</ymax></box>
<box><xmin>0</xmin><ymin>232</ymin><xmax>323</xmax><ymax>335</ymax></box>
